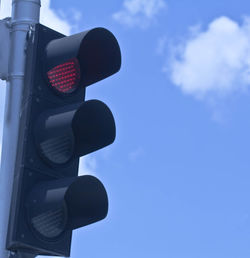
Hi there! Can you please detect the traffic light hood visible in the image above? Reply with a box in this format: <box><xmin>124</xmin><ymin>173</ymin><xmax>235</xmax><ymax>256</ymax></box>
<box><xmin>45</xmin><ymin>27</ymin><xmax>121</xmax><ymax>87</ymax></box>
<box><xmin>27</xmin><ymin>175</ymin><xmax>108</xmax><ymax>239</ymax></box>
<box><xmin>72</xmin><ymin>99</ymin><xmax>116</xmax><ymax>157</ymax></box>
<box><xmin>35</xmin><ymin>100</ymin><xmax>116</xmax><ymax>165</ymax></box>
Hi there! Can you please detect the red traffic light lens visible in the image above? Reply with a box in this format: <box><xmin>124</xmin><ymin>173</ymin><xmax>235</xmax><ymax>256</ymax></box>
<box><xmin>47</xmin><ymin>58</ymin><xmax>80</xmax><ymax>94</ymax></box>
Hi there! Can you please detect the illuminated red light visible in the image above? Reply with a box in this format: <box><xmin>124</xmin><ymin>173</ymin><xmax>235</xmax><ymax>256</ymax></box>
<box><xmin>47</xmin><ymin>58</ymin><xmax>81</xmax><ymax>94</ymax></box>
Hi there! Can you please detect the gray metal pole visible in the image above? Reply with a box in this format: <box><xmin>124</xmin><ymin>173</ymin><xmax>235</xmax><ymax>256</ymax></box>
<box><xmin>0</xmin><ymin>0</ymin><xmax>40</xmax><ymax>258</ymax></box>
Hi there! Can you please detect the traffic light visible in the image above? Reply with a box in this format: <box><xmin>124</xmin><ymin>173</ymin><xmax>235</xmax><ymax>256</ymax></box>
<box><xmin>6</xmin><ymin>24</ymin><xmax>121</xmax><ymax>257</ymax></box>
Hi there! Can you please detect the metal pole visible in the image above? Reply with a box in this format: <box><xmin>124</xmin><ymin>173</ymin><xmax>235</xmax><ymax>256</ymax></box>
<box><xmin>0</xmin><ymin>1</ymin><xmax>40</xmax><ymax>258</ymax></box>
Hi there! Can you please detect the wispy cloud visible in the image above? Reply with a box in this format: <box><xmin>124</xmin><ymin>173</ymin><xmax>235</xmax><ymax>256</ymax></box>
<box><xmin>79</xmin><ymin>156</ymin><xmax>97</xmax><ymax>176</ymax></box>
<box><xmin>168</xmin><ymin>16</ymin><xmax>250</xmax><ymax>100</ymax></box>
<box><xmin>113</xmin><ymin>0</ymin><xmax>166</xmax><ymax>29</ymax></box>
<box><xmin>129</xmin><ymin>147</ymin><xmax>144</xmax><ymax>161</ymax></box>
<box><xmin>54</xmin><ymin>7</ymin><xmax>83</xmax><ymax>34</ymax></box>
<box><xmin>40</xmin><ymin>0</ymin><xmax>72</xmax><ymax>35</ymax></box>
<box><xmin>156</xmin><ymin>35</ymin><xmax>168</xmax><ymax>55</ymax></box>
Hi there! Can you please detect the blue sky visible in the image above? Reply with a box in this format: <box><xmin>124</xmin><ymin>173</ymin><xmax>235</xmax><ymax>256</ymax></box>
<box><xmin>1</xmin><ymin>0</ymin><xmax>250</xmax><ymax>257</ymax></box>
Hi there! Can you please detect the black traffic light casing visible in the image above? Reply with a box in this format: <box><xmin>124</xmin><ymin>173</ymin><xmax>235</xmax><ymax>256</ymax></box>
<box><xmin>6</xmin><ymin>24</ymin><xmax>121</xmax><ymax>256</ymax></box>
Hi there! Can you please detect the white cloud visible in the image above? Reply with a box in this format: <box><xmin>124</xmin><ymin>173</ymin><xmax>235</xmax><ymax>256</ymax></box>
<box><xmin>113</xmin><ymin>0</ymin><xmax>166</xmax><ymax>29</ymax></box>
<box><xmin>0</xmin><ymin>0</ymin><xmax>12</xmax><ymax>18</ymax></box>
<box><xmin>0</xmin><ymin>0</ymin><xmax>72</xmax><ymax>35</ymax></box>
<box><xmin>48</xmin><ymin>7</ymin><xmax>83</xmax><ymax>34</ymax></box>
<box><xmin>169</xmin><ymin>16</ymin><xmax>250</xmax><ymax>99</ymax></box>
<box><xmin>78</xmin><ymin>156</ymin><xmax>96</xmax><ymax>176</ymax></box>
<box><xmin>40</xmin><ymin>0</ymin><xmax>71</xmax><ymax>35</ymax></box>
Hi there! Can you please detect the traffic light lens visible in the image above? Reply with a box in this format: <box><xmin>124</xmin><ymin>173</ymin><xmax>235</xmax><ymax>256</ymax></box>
<box><xmin>47</xmin><ymin>58</ymin><xmax>80</xmax><ymax>94</ymax></box>
<box><xmin>31</xmin><ymin>206</ymin><xmax>67</xmax><ymax>239</ymax></box>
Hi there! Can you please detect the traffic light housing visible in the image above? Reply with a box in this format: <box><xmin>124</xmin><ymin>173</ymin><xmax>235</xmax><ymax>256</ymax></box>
<box><xmin>6</xmin><ymin>24</ymin><xmax>121</xmax><ymax>256</ymax></box>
